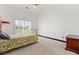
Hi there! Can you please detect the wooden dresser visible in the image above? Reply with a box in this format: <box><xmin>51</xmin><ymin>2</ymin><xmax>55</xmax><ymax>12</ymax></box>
<box><xmin>65</xmin><ymin>35</ymin><xmax>79</xmax><ymax>54</ymax></box>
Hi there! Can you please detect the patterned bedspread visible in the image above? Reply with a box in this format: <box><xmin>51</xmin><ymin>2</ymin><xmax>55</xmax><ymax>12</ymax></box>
<box><xmin>0</xmin><ymin>33</ymin><xmax>38</xmax><ymax>53</ymax></box>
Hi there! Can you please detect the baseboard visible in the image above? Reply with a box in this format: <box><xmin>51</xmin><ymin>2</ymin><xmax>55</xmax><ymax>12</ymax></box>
<box><xmin>38</xmin><ymin>35</ymin><xmax>66</xmax><ymax>42</ymax></box>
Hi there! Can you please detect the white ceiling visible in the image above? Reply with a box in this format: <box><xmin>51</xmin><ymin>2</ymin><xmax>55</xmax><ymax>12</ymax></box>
<box><xmin>4</xmin><ymin>4</ymin><xmax>41</xmax><ymax>14</ymax></box>
<box><xmin>2</xmin><ymin>4</ymin><xmax>55</xmax><ymax>14</ymax></box>
<box><xmin>1</xmin><ymin>4</ymin><xmax>79</xmax><ymax>14</ymax></box>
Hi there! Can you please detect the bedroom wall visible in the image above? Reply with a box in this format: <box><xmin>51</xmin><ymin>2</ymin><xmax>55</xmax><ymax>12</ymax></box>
<box><xmin>0</xmin><ymin>4</ymin><xmax>37</xmax><ymax>34</ymax></box>
<box><xmin>38</xmin><ymin>4</ymin><xmax>79</xmax><ymax>41</ymax></box>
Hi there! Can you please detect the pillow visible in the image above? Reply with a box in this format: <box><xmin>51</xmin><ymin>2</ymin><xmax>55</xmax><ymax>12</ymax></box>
<box><xmin>0</xmin><ymin>32</ymin><xmax>10</xmax><ymax>40</ymax></box>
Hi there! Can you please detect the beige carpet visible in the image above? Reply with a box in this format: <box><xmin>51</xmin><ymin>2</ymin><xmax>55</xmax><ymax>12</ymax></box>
<box><xmin>4</xmin><ymin>36</ymin><xmax>77</xmax><ymax>55</ymax></box>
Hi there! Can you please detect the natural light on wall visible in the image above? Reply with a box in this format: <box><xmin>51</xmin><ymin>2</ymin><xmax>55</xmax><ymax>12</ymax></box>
<box><xmin>15</xmin><ymin>20</ymin><xmax>31</xmax><ymax>34</ymax></box>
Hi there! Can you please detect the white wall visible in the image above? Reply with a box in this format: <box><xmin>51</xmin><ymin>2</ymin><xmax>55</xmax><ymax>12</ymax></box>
<box><xmin>0</xmin><ymin>4</ymin><xmax>37</xmax><ymax>34</ymax></box>
<box><xmin>38</xmin><ymin>5</ymin><xmax>79</xmax><ymax>41</ymax></box>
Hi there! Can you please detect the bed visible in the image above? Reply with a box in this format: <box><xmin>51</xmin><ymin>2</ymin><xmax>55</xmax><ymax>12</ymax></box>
<box><xmin>0</xmin><ymin>32</ymin><xmax>38</xmax><ymax>54</ymax></box>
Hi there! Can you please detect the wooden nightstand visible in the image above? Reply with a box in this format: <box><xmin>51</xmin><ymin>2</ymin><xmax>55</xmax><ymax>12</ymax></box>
<box><xmin>65</xmin><ymin>35</ymin><xmax>79</xmax><ymax>54</ymax></box>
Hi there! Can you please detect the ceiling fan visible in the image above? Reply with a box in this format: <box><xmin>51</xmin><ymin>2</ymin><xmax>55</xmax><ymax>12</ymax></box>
<box><xmin>33</xmin><ymin>4</ymin><xmax>40</xmax><ymax>8</ymax></box>
<box><xmin>25</xmin><ymin>4</ymin><xmax>40</xmax><ymax>9</ymax></box>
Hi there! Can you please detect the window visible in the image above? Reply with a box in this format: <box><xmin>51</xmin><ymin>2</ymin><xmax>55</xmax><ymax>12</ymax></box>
<box><xmin>15</xmin><ymin>20</ymin><xmax>31</xmax><ymax>33</ymax></box>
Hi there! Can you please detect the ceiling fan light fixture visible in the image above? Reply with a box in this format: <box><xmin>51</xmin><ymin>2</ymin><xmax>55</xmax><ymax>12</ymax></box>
<box><xmin>33</xmin><ymin>4</ymin><xmax>39</xmax><ymax>8</ymax></box>
<box><xmin>25</xmin><ymin>6</ymin><xmax>29</xmax><ymax>9</ymax></box>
